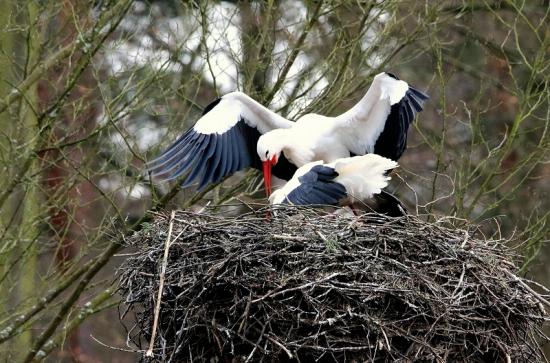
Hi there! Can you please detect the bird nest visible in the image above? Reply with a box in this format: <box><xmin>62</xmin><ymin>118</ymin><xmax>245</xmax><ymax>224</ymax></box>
<box><xmin>117</xmin><ymin>207</ymin><xmax>548</xmax><ymax>362</ymax></box>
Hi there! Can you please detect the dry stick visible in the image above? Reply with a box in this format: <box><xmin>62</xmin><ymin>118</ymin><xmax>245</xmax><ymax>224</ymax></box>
<box><xmin>503</xmin><ymin>269</ymin><xmax>550</xmax><ymax>308</ymax></box>
<box><xmin>262</xmin><ymin>0</ymin><xmax>324</xmax><ymax>105</ymax></box>
<box><xmin>267</xmin><ymin>335</ymin><xmax>293</xmax><ymax>359</ymax></box>
<box><xmin>251</xmin><ymin>272</ymin><xmax>341</xmax><ymax>303</ymax></box>
<box><xmin>23</xmin><ymin>182</ymin><xmax>181</xmax><ymax>362</ymax></box>
<box><xmin>146</xmin><ymin>210</ymin><xmax>177</xmax><ymax>358</ymax></box>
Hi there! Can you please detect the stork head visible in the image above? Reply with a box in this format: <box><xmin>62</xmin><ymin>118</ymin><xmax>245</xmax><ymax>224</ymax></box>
<box><xmin>257</xmin><ymin>131</ymin><xmax>286</xmax><ymax>197</ymax></box>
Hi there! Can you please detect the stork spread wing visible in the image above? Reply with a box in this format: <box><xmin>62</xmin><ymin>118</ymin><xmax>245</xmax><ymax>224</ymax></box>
<box><xmin>147</xmin><ymin>92</ymin><xmax>297</xmax><ymax>189</ymax></box>
<box><xmin>333</xmin><ymin>72</ymin><xmax>428</xmax><ymax>161</ymax></box>
<box><xmin>270</xmin><ymin>163</ymin><xmax>347</xmax><ymax>206</ymax></box>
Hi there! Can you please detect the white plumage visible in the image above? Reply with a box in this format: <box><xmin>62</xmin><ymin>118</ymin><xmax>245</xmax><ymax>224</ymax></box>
<box><xmin>269</xmin><ymin>154</ymin><xmax>399</xmax><ymax>212</ymax></box>
<box><xmin>147</xmin><ymin>72</ymin><xmax>427</xmax><ymax>195</ymax></box>
<box><xmin>257</xmin><ymin>72</ymin><xmax>427</xmax><ymax>166</ymax></box>
<box><xmin>330</xmin><ymin>155</ymin><xmax>398</xmax><ymax>201</ymax></box>
<box><xmin>193</xmin><ymin>92</ymin><xmax>293</xmax><ymax>134</ymax></box>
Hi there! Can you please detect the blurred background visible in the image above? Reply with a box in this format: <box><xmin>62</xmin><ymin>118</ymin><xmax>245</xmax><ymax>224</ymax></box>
<box><xmin>0</xmin><ymin>0</ymin><xmax>548</xmax><ymax>361</ymax></box>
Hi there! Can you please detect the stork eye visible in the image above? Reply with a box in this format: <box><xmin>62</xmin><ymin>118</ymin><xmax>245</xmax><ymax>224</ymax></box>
<box><xmin>265</xmin><ymin>151</ymin><xmax>269</xmax><ymax>157</ymax></box>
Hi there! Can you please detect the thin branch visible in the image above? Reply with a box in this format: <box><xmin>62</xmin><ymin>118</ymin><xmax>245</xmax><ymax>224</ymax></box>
<box><xmin>146</xmin><ymin>210</ymin><xmax>176</xmax><ymax>358</ymax></box>
<box><xmin>263</xmin><ymin>0</ymin><xmax>324</xmax><ymax>105</ymax></box>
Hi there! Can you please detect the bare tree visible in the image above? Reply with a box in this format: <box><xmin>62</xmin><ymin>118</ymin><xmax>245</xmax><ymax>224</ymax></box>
<box><xmin>0</xmin><ymin>0</ymin><xmax>547</xmax><ymax>360</ymax></box>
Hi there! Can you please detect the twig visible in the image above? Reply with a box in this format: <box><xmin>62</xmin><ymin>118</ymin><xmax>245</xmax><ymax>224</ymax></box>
<box><xmin>460</xmin><ymin>230</ymin><xmax>470</xmax><ymax>248</ymax></box>
<box><xmin>267</xmin><ymin>335</ymin><xmax>294</xmax><ymax>359</ymax></box>
<box><xmin>503</xmin><ymin>269</ymin><xmax>550</xmax><ymax>309</ymax></box>
<box><xmin>145</xmin><ymin>210</ymin><xmax>177</xmax><ymax>358</ymax></box>
<box><xmin>263</xmin><ymin>0</ymin><xmax>324</xmax><ymax>105</ymax></box>
<box><xmin>251</xmin><ymin>272</ymin><xmax>341</xmax><ymax>303</ymax></box>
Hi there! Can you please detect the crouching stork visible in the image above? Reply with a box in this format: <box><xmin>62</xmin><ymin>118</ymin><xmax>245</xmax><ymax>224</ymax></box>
<box><xmin>269</xmin><ymin>154</ymin><xmax>406</xmax><ymax>217</ymax></box>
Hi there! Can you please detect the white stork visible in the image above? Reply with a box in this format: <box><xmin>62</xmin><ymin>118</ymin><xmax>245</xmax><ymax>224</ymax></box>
<box><xmin>147</xmin><ymin>72</ymin><xmax>428</xmax><ymax>195</ymax></box>
<box><xmin>269</xmin><ymin>154</ymin><xmax>406</xmax><ymax>217</ymax></box>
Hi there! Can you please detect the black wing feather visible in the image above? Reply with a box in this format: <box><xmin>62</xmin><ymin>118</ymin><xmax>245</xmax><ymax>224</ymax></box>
<box><xmin>197</xmin><ymin>133</ymin><xmax>224</xmax><ymax>188</ymax></box>
<box><xmin>373</xmin><ymin>85</ymin><xmax>429</xmax><ymax>161</ymax></box>
<box><xmin>283</xmin><ymin>165</ymin><xmax>347</xmax><ymax>206</ymax></box>
<box><xmin>149</xmin><ymin>131</ymin><xmax>202</xmax><ymax>173</ymax></box>
<box><xmin>234</xmin><ymin>122</ymin><xmax>251</xmax><ymax>169</ymax></box>
<box><xmin>180</xmin><ymin>136</ymin><xmax>214</xmax><ymax>186</ymax></box>
<box><xmin>147</xmin><ymin>131</ymin><xmax>195</xmax><ymax>167</ymax></box>
<box><xmin>212</xmin><ymin>132</ymin><xmax>231</xmax><ymax>184</ymax></box>
<box><xmin>228</xmin><ymin>127</ymin><xmax>241</xmax><ymax>172</ymax></box>
<box><xmin>158</xmin><ymin>133</ymin><xmax>208</xmax><ymax>180</ymax></box>
<box><xmin>410</xmin><ymin>86</ymin><xmax>429</xmax><ymax>101</ymax></box>
<box><xmin>149</xmin><ymin>107</ymin><xmax>298</xmax><ymax>190</ymax></box>
<box><xmin>407</xmin><ymin>92</ymin><xmax>423</xmax><ymax>112</ymax></box>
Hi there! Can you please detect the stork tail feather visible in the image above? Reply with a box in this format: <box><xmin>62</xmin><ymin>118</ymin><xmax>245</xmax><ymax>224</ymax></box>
<box><xmin>369</xmin><ymin>191</ymin><xmax>407</xmax><ymax>217</ymax></box>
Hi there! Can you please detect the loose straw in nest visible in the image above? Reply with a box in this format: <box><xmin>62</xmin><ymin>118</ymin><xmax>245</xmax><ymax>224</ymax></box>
<box><xmin>117</xmin><ymin>207</ymin><xmax>549</xmax><ymax>362</ymax></box>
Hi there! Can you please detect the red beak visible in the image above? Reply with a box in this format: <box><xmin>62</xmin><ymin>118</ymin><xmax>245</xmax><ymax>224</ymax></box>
<box><xmin>262</xmin><ymin>155</ymin><xmax>277</xmax><ymax>197</ymax></box>
<box><xmin>262</xmin><ymin>161</ymin><xmax>272</xmax><ymax>197</ymax></box>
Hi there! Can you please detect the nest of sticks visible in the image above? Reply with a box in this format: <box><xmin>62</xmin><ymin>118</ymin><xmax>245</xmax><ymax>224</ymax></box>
<box><xmin>117</xmin><ymin>207</ymin><xmax>549</xmax><ymax>362</ymax></box>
